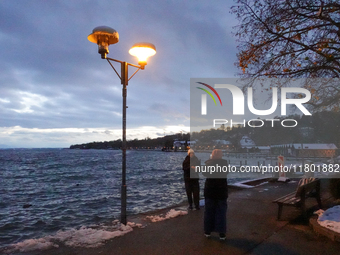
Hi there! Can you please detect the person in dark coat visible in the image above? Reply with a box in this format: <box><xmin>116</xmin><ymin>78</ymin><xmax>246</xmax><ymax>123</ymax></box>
<box><xmin>182</xmin><ymin>149</ymin><xmax>200</xmax><ymax>210</ymax></box>
<box><xmin>203</xmin><ymin>149</ymin><xmax>228</xmax><ymax>240</ymax></box>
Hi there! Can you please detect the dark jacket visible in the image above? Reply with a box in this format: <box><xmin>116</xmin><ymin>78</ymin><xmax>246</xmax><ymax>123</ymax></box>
<box><xmin>182</xmin><ymin>155</ymin><xmax>200</xmax><ymax>180</ymax></box>
<box><xmin>203</xmin><ymin>158</ymin><xmax>228</xmax><ymax>200</ymax></box>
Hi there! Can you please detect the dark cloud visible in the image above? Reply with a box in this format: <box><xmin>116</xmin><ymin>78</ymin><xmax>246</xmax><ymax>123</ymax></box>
<box><xmin>0</xmin><ymin>0</ymin><xmax>238</xmax><ymax>147</ymax></box>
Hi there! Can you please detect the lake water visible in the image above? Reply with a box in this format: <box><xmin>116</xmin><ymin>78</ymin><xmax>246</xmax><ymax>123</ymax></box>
<box><xmin>0</xmin><ymin>148</ymin><xmax>268</xmax><ymax>252</ymax></box>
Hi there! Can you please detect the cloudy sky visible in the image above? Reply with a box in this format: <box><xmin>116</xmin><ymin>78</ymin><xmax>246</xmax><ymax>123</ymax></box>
<box><xmin>0</xmin><ymin>0</ymin><xmax>239</xmax><ymax>148</ymax></box>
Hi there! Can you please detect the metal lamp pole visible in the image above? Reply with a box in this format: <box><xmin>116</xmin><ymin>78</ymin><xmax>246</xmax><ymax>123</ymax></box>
<box><xmin>114</xmin><ymin>59</ymin><xmax>141</xmax><ymax>224</ymax></box>
<box><xmin>88</xmin><ymin>26</ymin><xmax>156</xmax><ymax>225</ymax></box>
<box><xmin>121</xmin><ymin>62</ymin><xmax>127</xmax><ymax>224</ymax></box>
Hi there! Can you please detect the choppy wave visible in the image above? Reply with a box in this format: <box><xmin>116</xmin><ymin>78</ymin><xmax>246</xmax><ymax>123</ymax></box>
<box><xmin>2</xmin><ymin>209</ymin><xmax>189</xmax><ymax>254</ymax></box>
<box><xmin>0</xmin><ymin>149</ymin><xmax>192</xmax><ymax>251</ymax></box>
<box><xmin>0</xmin><ymin>148</ymin><xmax>253</xmax><ymax>253</ymax></box>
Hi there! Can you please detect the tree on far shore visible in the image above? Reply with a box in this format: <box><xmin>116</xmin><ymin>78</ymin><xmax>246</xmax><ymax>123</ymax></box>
<box><xmin>232</xmin><ymin>0</ymin><xmax>340</xmax><ymax>111</ymax></box>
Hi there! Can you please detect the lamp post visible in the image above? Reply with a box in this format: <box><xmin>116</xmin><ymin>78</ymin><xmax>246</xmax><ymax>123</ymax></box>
<box><xmin>88</xmin><ymin>26</ymin><xmax>156</xmax><ymax>225</ymax></box>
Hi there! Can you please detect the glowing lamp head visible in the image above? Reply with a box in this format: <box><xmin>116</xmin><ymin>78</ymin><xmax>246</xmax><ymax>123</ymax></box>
<box><xmin>129</xmin><ymin>43</ymin><xmax>156</xmax><ymax>68</ymax></box>
<box><xmin>88</xmin><ymin>26</ymin><xmax>119</xmax><ymax>59</ymax></box>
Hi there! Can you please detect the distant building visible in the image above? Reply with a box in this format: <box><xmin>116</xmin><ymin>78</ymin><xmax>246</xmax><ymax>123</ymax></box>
<box><xmin>188</xmin><ymin>140</ymin><xmax>196</xmax><ymax>149</ymax></box>
<box><xmin>213</xmin><ymin>139</ymin><xmax>231</xmax><ymax>145</ymax></box>
<box><xmin>213</xmin><ymin>140</ymin><xmax>233</xmax><ymax>151</ymax></box>
<box><xmin>271</xmin><ymin>143</ymin><xmax>338</xmax><ymax>158</ymax></box>
<box><xmin>173</xmin><ymin>140</ymin><xmax>195</xmax><ymax>151</ymax></box>
<box><xmin>239</xmin><ymin>136</ymin><xmax>256</xmax><ymax>149</ymax></box>
<box><xmin>256</xmin><ymin>146</ymin><xmax>271</xmax><ymax>154</ymax></box>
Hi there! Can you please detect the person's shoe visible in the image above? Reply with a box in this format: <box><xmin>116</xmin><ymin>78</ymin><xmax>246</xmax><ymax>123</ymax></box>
<box><xmin>219</xmin><ymin>233</ymin><xmax>226</xmax><ymax>240</ymax></box>
<box><xmin>188</xmin><ymin>205</ymin><xmax>193</xmax><ymax>210</ymax></box>
<box><xmin>195</xmin><ymin>206</ymin><xmax>200</xmax><ymax>210</ymax></box>
<box><xmin>204</xmin><ymin>232</ymin><xmax>211</xmax><ymax>238</ymax></box>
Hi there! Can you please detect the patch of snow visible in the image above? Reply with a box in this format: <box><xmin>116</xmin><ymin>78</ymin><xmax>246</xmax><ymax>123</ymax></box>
<box><xmin>230</xmin><ymin>183</ymin><xmax>253</xmax><ymax>189</ymax></box>
<box><xmin>315</xmin><ymin>205</ymin><xmax>340</xmax><ymax>234</ymax></box>
<box><xmin>127</xmin><ymin>222</ymin><xmax>144</xmax><ymax>228</ymax></box>
<box><xmin>231</xmin><ymin>178</ymin><xmax>269</xmax><ymax>189</ymax></box>
<box><xmin>5</xmin><ymin>238</ymin><xmax>58</xmax><ymax>253</ymax></box>
<box><xmin>146</xmin><ymin>209</ymin><xmax>188</xmax><ymax>222</ymax></box>
<box><xmin>5</xmin><ymin>221</ymin><xmax>142</xmax><ymax>253</ymax></box>
<box><xmin>52</xmin><ymin>225</ymin><xmax>133</xmax><ymax>247</ymax></box>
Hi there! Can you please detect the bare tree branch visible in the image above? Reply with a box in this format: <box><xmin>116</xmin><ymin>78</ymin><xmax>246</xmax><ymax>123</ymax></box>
<box><xmin>232</xmin><ymin>0</ymin><xmax>340</xmax><ymax>111</ymax></box>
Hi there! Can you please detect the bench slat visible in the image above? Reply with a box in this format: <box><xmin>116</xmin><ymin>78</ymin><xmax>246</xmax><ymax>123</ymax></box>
<box><xmin>273</xmin><ymin>192</ymin><xmax>296</xmax><ymax>203</ymax></box>
<box><xmin>282</xmin><ymin>196</ymin><xmax>300</xmax><ymax>205</ymax></box>
<box><xmin>296</xmin><ymin>180</ymin><xmax>318</xmax><ymax>197</ymax></box>
<box><xmin>272</xmin><ymin>179</ymin><xmax>321</xmax><ymax>220</ymax></box>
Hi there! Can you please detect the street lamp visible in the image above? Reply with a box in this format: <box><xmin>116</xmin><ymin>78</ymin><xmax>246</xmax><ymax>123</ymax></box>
<box><xmin>88</xmin><ymin>26</ymin><xmax>156</xmax><ymax>225</ymax></box>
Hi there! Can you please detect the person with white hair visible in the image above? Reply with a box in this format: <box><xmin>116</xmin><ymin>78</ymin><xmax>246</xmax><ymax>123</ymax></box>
<box><xmin>182</xmin><ymin>149</ymin><xmax>200</xmax><ymax>210</ymax></box>
<box><xmin>203</xmin><ymin>149</ymin><xmax>229</xmax><ymax>240</ymax></box>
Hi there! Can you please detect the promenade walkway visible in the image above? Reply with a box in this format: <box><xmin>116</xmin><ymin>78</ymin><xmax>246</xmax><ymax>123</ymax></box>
<box><xmin>24</xmin><ymin>180</ymin><xmax>340</xmax><ymax>255</ymax></box>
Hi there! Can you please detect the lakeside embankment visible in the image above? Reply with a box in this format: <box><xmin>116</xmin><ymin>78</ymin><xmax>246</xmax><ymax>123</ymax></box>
<box><xmin>2</xmin><ymin>148</ymin><xmax>339</xmax><ymax>254</ymax></box>
<box><xmin>9</xmin><ymin>179</ymin><xmax>340</xmax><ymax>255</ymax></box>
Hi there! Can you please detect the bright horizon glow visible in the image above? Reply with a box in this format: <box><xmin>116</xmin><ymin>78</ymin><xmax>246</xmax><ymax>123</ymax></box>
<box><xmin>0</xmin><ymin>125</ymin><xmax>190</xmax><ymax>148</ymax></box>
<box><xmin>0</xmin><ymin>1</ymin><xmax>239</xmax><ymax>148</ymax></box>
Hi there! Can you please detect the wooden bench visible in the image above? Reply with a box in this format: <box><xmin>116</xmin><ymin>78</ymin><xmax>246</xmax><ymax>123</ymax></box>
<box><xmin>273</xmin><ymin>179</ymin><xmax>322</xmax><ymax>220</ymax></box>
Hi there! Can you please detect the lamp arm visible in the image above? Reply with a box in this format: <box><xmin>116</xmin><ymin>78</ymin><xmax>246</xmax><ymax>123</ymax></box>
<box><xmin>128</xmin><ymin>68</ymin><xmax>141</xmax><ymax>81</ymax></box>
<box><xmin>106</xmin><ymin>57</ymin><xmax>141</xmax><ymax>69</ymax></box>
<box><xmin>106</xmin><ymin>57</ymin><xmax>143</xmax><ymax>82</ymax></box>
<box><xmin>106</xmin><ymin>57</ymin><xmax>124</xmax><ymax>64</ymax></box>
<box><xmin>107</xmin><ymin>59</ymin><xmax>121</xmax><ymax>80</ymax></box>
